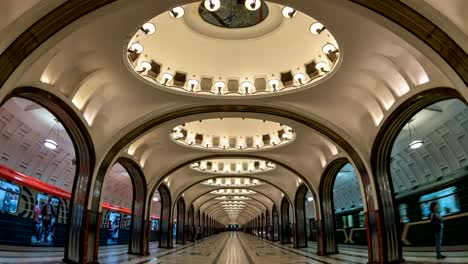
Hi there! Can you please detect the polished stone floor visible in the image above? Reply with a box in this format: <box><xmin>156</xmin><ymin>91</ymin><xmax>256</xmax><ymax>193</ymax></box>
<box><xmin>1</xmin><ymin>232</ymin><xmax>467</xmax><ymax>263</ymax></box>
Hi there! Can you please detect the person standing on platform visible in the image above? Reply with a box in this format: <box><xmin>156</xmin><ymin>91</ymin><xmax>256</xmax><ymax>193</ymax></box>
<box><xmin>430</xmin><ymin>201</ymin><xmax>446</xmax><ymax>259</ymax></box>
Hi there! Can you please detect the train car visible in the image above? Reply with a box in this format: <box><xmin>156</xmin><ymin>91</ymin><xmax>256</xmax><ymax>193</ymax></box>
<box><xmin>0</xmin><ymin>164</ymin><xmax>159</xmax><ymax>247</ymax></box>
<box><xmin>330</xmin><ymin>171</ymin><xmax>468</xmax><ymax>247</ymax></box>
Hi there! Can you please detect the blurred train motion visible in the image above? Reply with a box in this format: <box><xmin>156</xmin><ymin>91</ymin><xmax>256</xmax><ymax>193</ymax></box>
<box><xmin>0</xmin><ymin>164</ymin><xmax>160</xmax><ymax>247</ymax></box>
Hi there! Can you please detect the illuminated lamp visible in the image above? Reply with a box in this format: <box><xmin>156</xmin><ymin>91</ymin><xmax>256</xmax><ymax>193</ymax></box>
<box><xmin>293</xmin><ymin>72</ymin><xmax>306</xmax><ymax>85</ymax></box>
<box><xmin>282</xmin><ymin>6</ymin><xmax>297</xmax><ymax>18</ymax></box>
<box><xmin>245</xmin><ymin>0</ymin><xmax>261</xmax><ymax>11</ymax></box>
<box><xmin>169</xmin><ymin>6</ymin><xmax>185</xmax><ymax>18</ymax></box>
<box><xmin>141</xmin><ymin>22</ymin><xmax>156</xmax><ymax>35</ymax></box>
<box><xmin>128</xmin><ymin>42</ymin><xmax>143</xmax><ymax>54</ymax></box>
<box><xmin>310</xmin><ymin>22</ymin><xmax>325</xmax><ymax>34</ymax></box>
<box><xmin>204</xmin><ymin>0</ymin><xmax>221</xmax><ymax>12</ymax></box>
<box><xmin>268</xmin><ymin>79</ymin><xmax>280</xmax><ymax>92</ymax></box>
<box><xmin>161</xmin><ymin>72</ymin><xmax>173</xmax><ymax>85</ymax></box>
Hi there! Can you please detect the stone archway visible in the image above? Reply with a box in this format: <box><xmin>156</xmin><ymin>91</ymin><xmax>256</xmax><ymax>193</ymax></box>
<box><xmin>294</xmin><ymin>184</ymin><xmax>309</xmax><ymax>248</ymax></box>
<box><xmin>158</xmin><ymin>184</ymin><xmax>172</xmax><ymax>248</ymax></box>
<box><xmin>175</xmin><ymin>198</ymin><xmax>186</xmax><ymax>244</ymax></box>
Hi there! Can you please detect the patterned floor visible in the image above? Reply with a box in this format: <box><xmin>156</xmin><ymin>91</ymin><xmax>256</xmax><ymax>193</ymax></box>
<box><xmin>0</xmin><ymin>233</ymin><xmax>467</xmax><ymax>263</ymax></box>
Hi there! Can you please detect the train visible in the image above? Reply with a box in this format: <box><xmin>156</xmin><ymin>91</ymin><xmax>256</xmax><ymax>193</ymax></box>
<box><xmin>313</xmin><ymin>170</ymin><xmax>468</xmax><ymax>247</ymax></box>
<box><xmin>0</xmin><ymin>164</ymin><xmax>160</xmax><ymax>247</ymax></box>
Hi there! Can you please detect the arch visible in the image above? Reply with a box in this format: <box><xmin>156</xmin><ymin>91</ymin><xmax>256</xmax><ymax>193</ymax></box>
<box><xmin>318</xmin><ymin>158</ymin><xmax>348</xmax><ymax>255</ymax></box>
<box><xmin>201</xmin><ymin>212</ymin><xmax>206</xmax><ymax>238</ymax></box>
<box><xmin>116</xmin><ymin>157</ymin><xmax>149</xmax><ymax>255</ymax></box>
<box><xmin>157</xmin><ymin>184</ymin><xmax>172</xmax><ymax>248</ymax></box>
<box><xmin>187</xmin><ymin>205</ymin><xmax>194</xmax><ymax>242</ymax></box>
<box><xmin>280</xmin><ymin>197</ymin><xmax>291</xmax><ymax>244</ymax></box>
<box><xmin>0</xmin><ymin>87</ymin><xmax>95</xmax><ymax>264</ymax></box>
<box><xmin>272</xmin><ymin>204</ymin><xmax>279</xmax><ymax>241</ymax></box>
<box><xmin>175</xmin><ymin>197</ymin><xmax>186</xmax><ymax>244</ymax></box>
<box><xmin>294</xmin><ymin>184</ymin><xmax>310</xmax><ymax>248</ymax></box>
<box><xmin>265</xmin><ymin>208</ymin><xmax>271</xmax><ymax>240</ymax></box>
<box><xmin>370</xmin><ymin>87</ymin><xmax>467</xmax><ymax>262</ymax></box>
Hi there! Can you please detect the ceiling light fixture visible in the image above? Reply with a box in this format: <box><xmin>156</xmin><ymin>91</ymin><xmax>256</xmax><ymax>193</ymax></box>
<box><xmin>44</xmin><ymin>119</ymin><xmax>60</xmax><ymax>150</ymax></box>
<box><xmin>268</xmin><ymin>79</ymin><xmax>280</xmax><ymax>92</ymax></box>
<box><xmin>315</xmin><ymin>61</ymin><xmax>329</xmax><ymax>73</ymax></box>
<box><xmin>215</xmin><ymin>81</ymin><xmax>226</xmax><ymax>95</ymax></box>
<box><xmin>188</xmin><ymin>79</ymin><xmax>199</xmax><ymax>92</ymax></box>
<box><xmin>162</xmin><ymin>72</ymin><xmax>173</xmax><ymax>85</ymax></box>
<box><xmin>245</xmin><ymin>0</ymin><xmax>261</xmax><ymax>11</ymax></box>
<box><xmin>204</xmin><ymin>0</ymin><xmax>221</xmax><ymax>12</ymax></box>
<box><xmin>407</xmin><ymin>121</ymin><xmax>423</xmax><ymax>149</ymax></box>
<box><xmin>169</xmin><ymin>6</ymin><xmax>185</xmax><ymax>18</ymax></box>
<box><xmin>241</xmin><ymin>81</ymin><xmax>253</xmax><ymax>94</ymax></box>
<box><xmin>128</xmin><ymin>42</ymin><xmax>144</xmax><ymax>54</ymax></box>
<box><xmin>310</xmin><ymin>22</ymin><xmax>325</xmax><ymax>34</ymax></box>
<box><xmin>307</xmin><ymin>197</ymin><xmax>313</xmax><ymax>202</ymax></box>
<box><xmin>293</xmin><ymin>72</ymin><xmax>306</xmax><ymax>85</ymax></box>
<box><xmin>140</xmin><ymin>22</ymin><xmax>156</xmax><ymax>35</ymax></box>
<box><xmin>322</xmin><ymin>43</ymin><xmax>338</xmax><ymax>54</ymax></box>
<box><xmin>282</xmin><ymin>6</ymin><xmax>297</xmax><ymax>18</ymax></box>
<box><xmin>138</xmin><ymin>61</ymin><xmax>152</xmax><ymax>73</ymax></box>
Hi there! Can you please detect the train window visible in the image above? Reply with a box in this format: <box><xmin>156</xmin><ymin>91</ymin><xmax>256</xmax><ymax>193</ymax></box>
<box><xmin>0</xmin><ymin>180</ymin><xmax>20</xmax><ymax>214</ymax></box>
<box><xmin>151</xmin><ymin>219</ymin><xmax>160</xmax><ymax>231</ymax></box>
<box><xmin>347</xmin><ymin>215</ymin><xmax>354</xmax><ymax>228</ymax></box>
<box><xmin>419</xmin><ymin>186</ymin><xmax>461</xmax><ymax>219</ymax></box>
<box><xmin>358</xmin><ymin>211</ymin><xmax>365</xmax><ymax>227</ymax></box>
<box><xmin>107</xmin><ymin>211</ymin><xmax>121</xmax><ymax>244</ymax></box>
<box><xmin>32</xmin><ymin>194</ymin><xmax>60</xmax><ymax>246</ymax></box>
<box><xmin>342</xmin><ymin>215</ymin><xmax>347</xmax><ymax>228</ymax></box>
<box><xmin>399</xmin><ymin>204</ymin><xmax>410</xmax><ymax>223</ymax></box>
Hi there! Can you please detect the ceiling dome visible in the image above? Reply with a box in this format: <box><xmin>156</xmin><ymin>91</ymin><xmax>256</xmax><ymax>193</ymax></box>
<box><xmin>170</xmin><ymin>118</ymin><xmax>295</xmax><ymax>151</ymax></box>
<box><xmin>126</xmin><ymin>1</ymin><xmax>340</xmax><ymax>97</ymax></box>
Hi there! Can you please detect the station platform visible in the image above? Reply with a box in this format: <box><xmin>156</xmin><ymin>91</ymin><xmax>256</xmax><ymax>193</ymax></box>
<box><xmin>1</xmin><ymin>232</ymin><xmax>467</xmax><ymax>263</ymax></box>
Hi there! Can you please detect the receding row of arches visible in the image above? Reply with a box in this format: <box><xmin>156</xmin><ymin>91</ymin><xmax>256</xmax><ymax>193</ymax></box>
<box><xmin>0</xmin><ymin>86</ymin><xmax>466</xmax><ymax>264</ymax></box>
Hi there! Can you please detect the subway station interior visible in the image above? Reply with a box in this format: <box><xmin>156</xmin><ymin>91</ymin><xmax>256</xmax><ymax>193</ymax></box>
<box><xmin>0</xmin><ymin>0</ymin><xmax>467</xmax><ymax>263</ymax></box>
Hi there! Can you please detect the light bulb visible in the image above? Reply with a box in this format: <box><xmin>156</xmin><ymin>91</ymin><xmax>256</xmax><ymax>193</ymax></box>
<box><xmin>409</xmin><ymin>140</ymin><xmax>424</xmax><ymax>149</ymax></box>
<box><xmin>188</xmin><ymin>79</ymin><xmax>199</xmax><ymax>91</ymax></box>
<box><xmin>241</xmin><ymin>81</ymin><xmax>253</xmax><ymax>94</ymax></box>
<box><xmin>294</xmin><ymin>72</ymin><xmax>306</xmax><ymax>84</ymax></box>
<box><xmin>204</xmin><ymin>0</ymin><xmax>221</xmax><ymax>12</ymax></box>
<box><xmin>141</xmin><ymin>22</ymin><xmax>156</xmax><ymax>35</ymax></box>
<box><xmin>315</xmin><ymin>61</ymin><xmax>328</xmax><ymax>71</ymax></box>
<box><xmin>245</xmin><ymin>0</ymin><xmax>261</xmax><ymax>11</ymax></box>
<box><xmin>169</xmin><ymin>6</ymin><xmax>185</xmax><ymax>18</ymax></box>
<box><xmin>44</xmin><ymin>139</ymin><xmax>58</xmax><ymax>150</ymax></box>
<box><xmin>129</xmin><ymin>42</ymin><xmax>144</xmax><ymax>53</ymax></box>
<box><xmin>310</xmin><ymin>22</ymin><xmax>325</xmax><ymax>34</ymax></box>
<box><xmin>282</xmin><ymin>7</ymin><xmax>297</xmax><ymax>18</ymax></box>
<box><xmin>322</xmin><ymin>43</ymin><xmax>337</xmax><ymax>54</ymax></box>
<box><xmin>139</xmin><ymin>61</ymin><xmax>152</xmax><ymax>72</ymax></box>
<box><xmin>268</xmin><ymin>79</ymin><xmax>280</xmax><ymax>91</ymax></box>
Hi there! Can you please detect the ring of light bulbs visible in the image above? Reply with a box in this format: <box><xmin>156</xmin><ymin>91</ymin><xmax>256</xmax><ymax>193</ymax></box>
<box><xmin>210</xmin><ymin>189</ymin><xmax>256</xmax><ymax>195</ymax></box>
<box><xmin>191</xmin><ymin>159</ymin><xmax>275</xmax><ymax>174</ymax></box>
<box><xmin>202</xmin><ymin>178</ymin><xmax>264</xmax><ymax>187</ymax></box>
<box><xmin>171</xmin><ymin>119</ymin><xmax>295</xmax><ymax>151</ymax></box>
<box><xmin>126</xmin><ymin>1</ymin><xmax>340</xmax><ymax>97</ymax></box>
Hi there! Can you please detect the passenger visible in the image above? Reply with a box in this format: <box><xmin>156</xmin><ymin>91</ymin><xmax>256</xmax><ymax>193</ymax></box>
<box><xmin>430</xmin><ymin>201</ymin><xmax>445</xmax><ymax>259</ymax></box>
<box><xmin>32</xmin><ymin>201</ymin><xmax>41</xmax><ymax>240</ymax></box>
<box><xmin>41</xmin><ymin>197</ymin><xmax>55</xmax><ymax>243</ymax></box>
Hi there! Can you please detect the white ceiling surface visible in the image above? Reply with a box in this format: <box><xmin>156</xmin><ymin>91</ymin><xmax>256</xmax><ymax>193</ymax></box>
<box><xmin>132</xmin><ymin>1</ymin><xmax>339</xmax><ymax>90</ymax></box>
<box><xmin>0</xmin><ymin>0</ymin><xmax>466</xmax><ymax>225</ymax></box>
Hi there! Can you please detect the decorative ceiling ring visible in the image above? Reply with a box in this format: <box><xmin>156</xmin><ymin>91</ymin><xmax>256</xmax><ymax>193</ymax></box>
<box><xmin>209</xmin><ymin>206</ymin><xmax>259</xmax><ymax>220</ymax></box>
<box><xmin>204</xmin><ymin>198</ymin><xmax>265</xmax><ymax>213</ymax></box>
<box><xmin>125</xmin><ymin>1</ymin><xmax>341</xmax><ymax>98</ymax></box>
<box><xmin>106</xmin><ymin>104</ymin><xmax>358</xmax><ymax>218</ymax></box>
<box><xmin>149</xmin><ymin>152</ymin><xmax>316</xmax><ymax>214</ymax></box>
<box><xmin>191</xmin><ymin>158</ymin><xmax>276</xmax><ymax>174</ymax></box>
<box><xmin>206</xmin><ymin>199</ymin><xmax>264</xmax><ymax>215</ymax></box>
<box><xmin>185</xmin><ymin>184</ymin><xmax>283</xmax><ymax>218</ymax></box>
<box><xmin>200</xmin><ymin>177</ymin><xmax>265</xmax><ymax>187</ymax></box>
<box><xmin>170</xmin><ymin>118</ymin><xmax>295</xmax><ymax>151</ymax></box>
